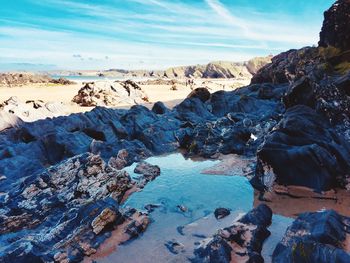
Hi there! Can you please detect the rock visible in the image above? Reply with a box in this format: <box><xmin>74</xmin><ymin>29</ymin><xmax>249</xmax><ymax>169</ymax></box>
<box><xmin>151</xmin><ymin>101</ymin><xmax>169</xmax><ymax>114</ymax></box>
<box><xmin>319</xmin><ymin>0</ymin><xmax>350</xmax><ymax>50</ymax></box>
<box><xmin>72</xmin><ymin>81</ymin><xmax>149</xmax><ymax>107</ymax></box>
<box><xmin>253</xmin><ymin>105</ymin><xmax>350</xmax><ymax>192</ymax></box>
<box><xmin>177</xmin><ymin>204</ymin><xmax>188</xmax><ymax>213</ymax></box>
<box><xmin>273</xmin><ymin>210</ymin><xmax>350</xmax><ymax>263</ymax></box>
<box><xmin>193</xmin><ymin>204</ymin><xmax>272</xmax><ymax>263</ymax></box>
<box><xmin>50</xmin><ymin>77</ymin><xmax>75</xmax><ymax>85</ymax></box>
<box><xmin>187</xmin><ymin>87</ymin><xmax>211</xmax><ymax>102</ymax></box>
<box><xmin>214</xmin><ymin>208</ymin><xmax>230</xmax><ymax>219</ymax></box>
<box><xmin>91</xmin><ymin>208</ymin><xmax>118</xmax><ymax>234</ymax></box>
<box><xmin>165</xmin><ymin>240</ymin><xmax>186</xmax><ymax>254</ymax></box>
<box><xmin>0</xmin><ymin>72</ymin><xmax>54</xmax><ymax>87</ymax></box>
<box><xmin>0</xmin><ymin>96</ymin><xmax>68</xmax><ymax>123</ymax></box>
<box><xmin>108</xmin><ymin>149</ymin><xmax>129</xmax><ymax>170</ymax></box>
<box><xmin>134</xmin><ymin>161</ymin><xmax>161</xmax><ymax>181</ymax></box>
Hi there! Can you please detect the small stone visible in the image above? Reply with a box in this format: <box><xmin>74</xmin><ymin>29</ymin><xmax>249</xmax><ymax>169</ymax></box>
<box><xmin>214</xmin><ymin>208</ymin><xmax>231</xmax><ymax>219</ymax></box>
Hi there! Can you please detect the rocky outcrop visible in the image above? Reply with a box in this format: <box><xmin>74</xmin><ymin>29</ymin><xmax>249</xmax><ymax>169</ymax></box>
<box><xmin>319</xmin><ymin>0</ymin><xmax>350</xmax><ymax>50</ymax></box>
<box><xmin>273</xmin><ymin>210</ymin><xmax>350</xmax><ymax>263</ymax></box>
<box><xmin>72</xmin><ymin>81</ymin><xmax>149</xmax><ymax>107</ymax></box>
<box><xmin>0</xmin><ymin>72</ymin><xmax>74</xmax><ymax>86</ymax></box>
<box><xmin>0</xmin><ymin>152</ymin><xmax>150</xmax><ymax>262</ymax></box>
<box><xmin>193</xmin><ymin>204</ymin><xmax>272</xmax><ymax>263</ymax></box>
<box><xmin>253</xmin><ymin>105</ymin><xmax>350</xmax><ymax>192</ymax></box>
<box><xmin>0</xmin><ymin>96</ymin><xmax>67</xmax><ymax>125</ymax></box>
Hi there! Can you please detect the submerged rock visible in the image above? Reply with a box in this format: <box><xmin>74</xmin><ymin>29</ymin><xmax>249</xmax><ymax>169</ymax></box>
<box><xmin>193</xmin><ymin>204</ymin><xmax>272</xmax><ymax>263</ymax></box>
<box><xmin>273</xmin><ymin>210</ymin><xmax>350</xmax><ymax>263</ymax></box>
<box><xmin>214</xmin><ymin>208</ymin><xmax>231</xmax><ymax>220</ymax></box>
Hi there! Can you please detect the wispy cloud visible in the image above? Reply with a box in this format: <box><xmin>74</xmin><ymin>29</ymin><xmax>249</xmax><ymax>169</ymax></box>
<box><xmin>0</xmin><ymin>0</ymin><xmax>331</xmax><ymax>69</ymax></box>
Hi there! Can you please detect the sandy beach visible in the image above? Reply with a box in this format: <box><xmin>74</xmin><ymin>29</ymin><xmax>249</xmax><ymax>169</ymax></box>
<box><xmin>0</xmin><ymin>78</ymin><xmax>250</xmax><ymax>115</ymax></box>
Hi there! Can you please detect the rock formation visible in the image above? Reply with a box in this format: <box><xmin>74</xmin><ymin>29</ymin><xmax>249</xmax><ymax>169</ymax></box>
<box><xmin>0</xmin><ymin>96</ymin><xmax>67</xmax><ymax>126</ymax></box>
<box><xmin>273</xmin><ymin>210</ymin><xmax>350</xmax><ymax>263</ymax></box>
<box><xmin>72</xmin><ymin>81</ymin><xmax>149</xmax><ymax>107</ymax></box>
<box><xmin>193</xmin><ymin>204</ymin><xmax>272</xmax><ymax>262</ymax></box>
<box><xmin>0</xmin><ymin>72</ymin><xmax>74</xmax><ymax>87</ymax></box>
<box><xmin>319</xmin><ymin>0</ymin><xmax>350</xmax><ymax>50</ymax></box>
<box><xmin>0</xmin><ymin>152</ymin><xmax>150</xmax><ymax>262</ymax></box>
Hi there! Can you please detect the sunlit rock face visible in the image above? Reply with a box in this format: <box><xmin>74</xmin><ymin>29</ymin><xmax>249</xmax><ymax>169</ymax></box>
<box><xmin>319</xmin><ymin>0</ymin><xmax>350</xmax><ymax>50</ymax></box>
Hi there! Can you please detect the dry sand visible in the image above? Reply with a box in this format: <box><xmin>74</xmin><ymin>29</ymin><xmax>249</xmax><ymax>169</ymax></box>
<box><xmin>0</xmin><ymin>78</ymin><xmax>250</xmax><ymax>115</ymax></box>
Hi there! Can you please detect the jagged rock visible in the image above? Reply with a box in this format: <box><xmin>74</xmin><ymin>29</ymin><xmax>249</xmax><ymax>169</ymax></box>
<box><xmin>319</xmin><ymin>0</ymin><xmax>350</xmax><ymax>50</ymax></box>
<box><xmin>273</xmin><ymin>210</ymin><xmax>350</xmax><ymax>263</ymax></box>
<box><xmin>214</xmin><ymin>208</ymin><xmax>231</xmax><ymax>220</ymax></box>
<box><xmin>193</xmin><ymin>204</ymin><xmax>272</xmax><ymax>263</ymax></box>
<box><xmin>187</xmin><ymin>87</ymin><xmax>211</xmax><ymax>102</ymax></box>
<box><xmin>72</xmin><ymin>81</ymin><xmax>149</xmax><ymax>107</ymax></box>
<box><xmin>91</xmin><ymin>208</ymin><xmax>118</xmax><ymax>234</ymax></box>
<box><xmin>253</xmin><ymin>105</ymin><xmax>350</xmax><ymax>192</ymax></box>
<box><xmin>134</xmin><ymin>161</ymin><xmax>161</xmax><ymax>181</ymax></box>
<box><xmin>0</xmin><ymin>96</ymin><xmax>67</xmax><ymax>123</ymax></box>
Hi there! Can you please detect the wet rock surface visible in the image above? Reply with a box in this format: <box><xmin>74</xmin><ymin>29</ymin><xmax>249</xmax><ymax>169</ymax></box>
<box><xmin>273</xmin><ymin>210</ymin><xmax>350</xmax><ymax>263</ymax></box>
<box><xmin>193</xmin><ymin>204</ymin><xmax>272</xmax><ymax>263</ymax></box>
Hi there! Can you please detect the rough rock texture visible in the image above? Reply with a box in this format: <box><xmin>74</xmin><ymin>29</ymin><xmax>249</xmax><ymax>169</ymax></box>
<box><xmin>72</xmin><ymin>81</ymin><xmax>149</xmax><ymax>107</ymax></box>
<box><xmin>0</xmin><ymin>152</ymin><xmax>150</xmax><ymax>262</ymax></box>
<box><xmin>319</xmin><ymin>0</ymin><xmax>350</xmax><ymax>50</ymax></box>
<box><xmin>193</xmin><ymin>204</ymin><xmax>272</xmax><ymax>263</ymax></box>
<box><xmin>187</xmin><ymin>87</ymin><xmax>211</xmax><ymax>102</ymax></box>
<box><xmin>0</xmin><ymin>72</ymin><xmax>73</xmax><ymax>86</ymax></box>
<box><xmin>273</xmin><ymin>210</ymin><xmax>350</xmax><ymax>263</ymax></box>
<box><xmin>134</xmin><ymin>161</ymin><xmax>161</xmax><ymax>181</ymax></box>
<box><xmin>0</xmin><ymin>96</ymin><xmax>67</xmax><ymax>125</ymax></box>
<box><xmin>253</xmin><ymin>105</ymin><xmax>350</xmax><ymax>192</ymax></box>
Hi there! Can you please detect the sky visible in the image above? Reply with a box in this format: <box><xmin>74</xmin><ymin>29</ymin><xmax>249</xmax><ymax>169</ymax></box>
<box><xmin>0</xmin><ymin>0</ymin><xmax>334</xmax><ymax>70</ymax></box>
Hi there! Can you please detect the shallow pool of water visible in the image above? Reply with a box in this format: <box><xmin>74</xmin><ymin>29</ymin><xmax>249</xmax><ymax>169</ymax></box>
<box><xmin>96</xmin><ymin>153</ymin><xmax>291</xmax><ymax>263</ymax></box>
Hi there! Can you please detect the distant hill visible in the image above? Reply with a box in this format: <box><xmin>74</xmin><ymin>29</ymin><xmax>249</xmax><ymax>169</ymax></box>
<box><xmin>49</xmin><ymin>56</ymin><xmax>273</xmax><ymax>79</ymax></box>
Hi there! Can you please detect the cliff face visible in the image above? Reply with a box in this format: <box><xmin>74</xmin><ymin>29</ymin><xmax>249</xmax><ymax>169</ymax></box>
<box><xmin>319</xmin><ymin>0</ymin><xmax>350</xmax><ymax>50</ymax></box>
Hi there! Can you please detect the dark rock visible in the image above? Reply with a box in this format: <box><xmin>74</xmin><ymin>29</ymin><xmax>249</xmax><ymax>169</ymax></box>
<box><xmin>273</xmin><ymin>210</ymin><xmax>350</xmax><ymax>263</ymax></box>
<box><xmin>187</xmin><ymin>87</ymin><xmax>211</xmax><ymax>102</ymax></box>
<box><xmin>319</xmin><ymin>0</ymin><xmax>350</xmax><ymax>50</ymax></box>
<box><xmin>193</xmin><ymin>204</ymin><xmax>272</xmax><ymax>263</ymax></box>
<box><xmin>253</xmin><ymin>105</ymin><xmax>350</xmax><ymax>192</ymax></box>
<box><xmin>214</xmin><ymin>208</ymin><xmax>230</xmax><ymax>219</ymax></box>
<box><xmin>151</xmin><ymin>101</ymin><xmax>169</xmax><ymax>114</ymax></box>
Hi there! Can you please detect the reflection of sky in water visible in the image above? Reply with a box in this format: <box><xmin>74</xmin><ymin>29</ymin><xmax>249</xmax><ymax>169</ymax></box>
<box><xmin>98</xmin><ymin>153</ymin><xmax>291</xmax><ymax>263</ymax></box>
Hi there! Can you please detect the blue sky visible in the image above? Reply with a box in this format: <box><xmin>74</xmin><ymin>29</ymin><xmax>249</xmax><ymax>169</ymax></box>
<box><xmin>0</xmin><ymin>0</ymin><xmax>334</xmax><ymax>70</ymax></box>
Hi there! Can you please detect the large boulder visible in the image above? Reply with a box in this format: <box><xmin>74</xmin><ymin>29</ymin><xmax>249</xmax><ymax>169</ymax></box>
<box><xmin>253</xmin><ymin>105</ymin><xmax>350</xmax><ymax>192</ymax></box>
<box><xmin>273</xmin><ymin>210</ymin><xmax>350</xmax><ymax>263</ymax></box>
<box><xmin>319</xmin><ymin>0</ymin><xmax>350</xmax><ymax>51</ymax></box>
